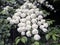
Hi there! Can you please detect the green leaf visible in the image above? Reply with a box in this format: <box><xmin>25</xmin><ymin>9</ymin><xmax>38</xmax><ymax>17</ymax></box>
<box><xmin>15</xmin><ymin>37</ymin><xmax>20</xmax><ymax>45</ymax></box>
<box><xmin>16</xmin><ymin>39</ymin><xmax>20</xmax><ymax>45</ymax></box>
<box><xmin>47</xmin><ymin>20</ymin><xmax>55</xmax><ymax>25</ymax></box>
<box><xmin>33</xmin><ymin>41</ymin><xmax>40</xmax><ymax>45</ymax></box>
<box><xmin>21</xmin><ymin>36</ymin><xmax>27</xmax><ymax>44</ymax></box>
<box><xmin>31</xmin><ymin>38</ymin><xmax>35</xmax><ymax>43</ymax></box>
<box><xmin>15</xmin><ymin>37</ymin><xmax>20</xmax><ymax>42</ymax></box>
<box><xmin>55</xmin><ymin>34</ymin><xmax>60</xmax><ymax>37</ymax></box>
<box><xmin>7</xmin><ymin>33</ymin><xmax>10</xmax><ymax>37</ymax></box>
<box><xmin>0</xmin><ymin>41</ymin><xmax>4</xmax><ymax>45</ymax></box>
<box><xmin>52</xmin><ymin>35</ymin><xmax>57</xmax><ymax>41</ymax></box>
<box><xmin>46</xmin><ymin>34</ymin><xmax>50</xmax><ymax>40</ymax></box>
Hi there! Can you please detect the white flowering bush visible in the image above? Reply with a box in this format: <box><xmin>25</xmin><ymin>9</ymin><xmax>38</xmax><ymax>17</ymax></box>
<box><xmin>7</xmin><ymin>1</ymin><xmax>49</xmax><ymax>41</ymax></box>
<box><xmin>6</xmin><ymin>1</ymin><xmax>53</xmax><ymax>45</ymax></box>
<box><xmin>0</xmin><ymin>0</ymin><xmax>60</xmax><ymax>45</ymax></box>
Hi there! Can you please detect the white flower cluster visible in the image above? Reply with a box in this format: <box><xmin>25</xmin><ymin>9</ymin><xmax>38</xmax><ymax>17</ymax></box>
<box><xmin>45</xmin><ymin>1</ymin><xmax>54</xmax><ymax>10</ymax></box>
<box><xmin>4</xmin><ymin>6</ymin><xmax>10</xmax><ymax>10</ymax></box>
<box><xmin>7</xmin><ymin>1</ymin><xmax>48</xmax><ymax>40</ymax></box>
<box><xmin>24</xmin><ymin>0</ymin><xmax>45</xmax><ymax>4</ymax></box>
<box><xmin>4</xmin><ymin>6</ymin><xmax>13</xmax><ymax>11</ymax></box>
<box><xmin>38</xmin><ymin>0</ymin><xmax>45</xmax><ymax>4</ymax></box>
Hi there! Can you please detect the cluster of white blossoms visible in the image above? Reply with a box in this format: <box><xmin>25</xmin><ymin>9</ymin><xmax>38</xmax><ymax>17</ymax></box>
<box><xmin>45</xmin><ymin>1</ymin><xmax>54</xmax><ymax>10</ymax></box>
<box><xmin>24</xmin><ymin>0</ymin><xmax>45</xmax><ymax>4</ymax></box>
<box><xmin>7</xmin><ymin>1</ymin><xmax>48</xmax><ymax>40</ymax></box>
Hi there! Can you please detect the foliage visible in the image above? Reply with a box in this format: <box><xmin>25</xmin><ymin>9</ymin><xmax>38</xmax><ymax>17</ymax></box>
<box><xmin>0</xmin><ymin>15</ymin><xmax>11</xmax><ymax>45</ymax></box>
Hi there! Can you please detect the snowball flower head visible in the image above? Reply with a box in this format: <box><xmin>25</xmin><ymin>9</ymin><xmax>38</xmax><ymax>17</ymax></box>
<box><xmin>4</xmin><ymin>6</ymin><xmax>10</xmax><ymax>10</ymax></box>
<box><xmin>42</xmin><ymin>28</ymin><xmax>48</xmax><ymax>32</ymax></box>
<box><xmin>40</xmin><ymin>25</ymin><xmax>45</xmax><ymax>29</ymax></box>
<box><xmin>21</xmin><ymin>32</ymin><xmax>25</xmax><ymax>36</ymax></box>
<box><xmin>26</xmin><ymin>25</ymin><xmax>31</xmax><ymax>30</ymax></box>
<box><xmin>26</xmin><ymin>16</ymin><xmax>31</xmax><ymax>20</ymax></box>
<box><xmin>18</xmin><ymin>23</ymin><xmax>26</xmax><ymax>27</ymax></box>
<box><xmin>20</xmin><ymin>13</ymin><xmax>26</xmax><ymax>18</ymax></box>
<box><xmin>38</xmin><ymin>15</ymin><xmax>43</xmax><ymax>20</ymax></box>
<box><xmin>31</xmin><ymin>14</ymin><xmax>36</xmax><ymax>19</ymax></box>
<box><xmin>43</xmin><ymin>23</ymin><xmax>48</xmax><ymax>28</ymax></box>
<box><xmin>17</xmin><ymin>27</ymin><xmax>26</xmax><ymax>32</ymax></box>
<box><xmin>14</xmin><ymin>19</ymin><xmax>19</xmax><ymax>24</ymax></box>
<box><xmin>32</xmin><ymin>29</ymin><xmax>38</xmax><ymax>34</ymax></box>
<box><xmin>32</xmin><ymin>24</ymin><xmax>38</xmax><ymax>29</ymax></box>
<box><xmin>31</xmin><ymin>19</ymin><xmax>37</xmax><ymax>24</ymax></box>
<box><xmin>7</xmin><ymin>17</ymin><xmax>11</xmax><ymax>21</ymax></box>
<box><xmin>34</xmin><ymin>34</ymin><xmax>41</xmax><ymax>40</ymax></box>
<box><xmin>20</xmin><ymin>18</ymin><xmax>26</xmax><ymax>23</ymax></box>
<box><xmin>38</xmin><ymin>0</ymin><xmax>45</xmax><ymax>4</ymax></box>
<box><xmin>10</xmin><ymin>19</ymin><xmax>15</xmax><ymax>24</ymax></box>
<box><xmin>26</xmin><ymin>31</ymin><xmax>31</xmax><ymax>37</ymax></box>
<box><xmin>12</xmin><ymin>15</ymin><xmax>20</xmax><ymax>20</ymax></box>
<box><xmin>26</xmin><ymin>21</ymin><xmax>31</xmax><ymax>25</ymax></box>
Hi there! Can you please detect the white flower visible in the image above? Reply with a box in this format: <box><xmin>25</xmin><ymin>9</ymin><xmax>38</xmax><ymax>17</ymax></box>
<box><xmin>28</xmin><ymin>3</ymin><xmax>33</xmax><ymax>8</ymax></box>
<box><xmin>17</xmin><ymin>27</ymin><xmax>21</xmax><ymax>32</ymax></box>
<box><xmin>32</xmin><ymin>6</ymin><xmax>36</xmax><ymax>9</ymax></box>
<box><xmin>14</xmin><ymin>19</ymin><xmax>19</xmax><ymax>24</ymax></box>
<box><xmin>17</xmin><ymin>27</ymin><xmax>22</xmax><ymax>32</ymax></box>
<box><xmin>30</xmin><ymin>9</ymin><xmax>35</xmax><ymax>12</ymax></box>
<box><xmin>43</xmin><ymin>23</ymin><xmax>48</xmax><ymax>28</ymax></box>
<box><xmin>31</xmin><ymin>14</ymin><xmax>36</xmax><ymax>19</ymax></box>
<box><xmin>50</xmin><ymin>5</ymin><xmax>54</xmax><ymax>10</ymax></box>
<box><xmin>35</xmin><ymin>11</ymin><xmax>40</xmax><ymax>16</ymax></box>
<box><xmin>20</xmin><ymin>5</ymin><xmax>26</xmax><ymax>9</ymax></box>
<box><xmin>23</xmin><ymin>1</ymin><xmax>29</xmax><ymax>5</ymax></box>
<box><xmin>40</xmin><ymin>11</ymin><xmax>43</xmax><ymax>14</ymax></box>
<box><xmin>35</xmin><ymin>8</ymin><xmax>39</xmax><ymax>11</ymax></box>
<box><xmin>47</xmin><ymin>5</ymin><xmax>51</xmax><ymax>7</ymax></box>
<box><xmin>21</xmin><ymin>32</ymin><xmax>25</xmax><ymax>36</ymax></box>
<box><xmin>31</xmin><ymin>19</ymin><xmax>37</xmax><ymax>24</ymax></box>
<box><xmin>12</xmin><ymin>15</ymin><xmax>20</xmax><ymax>20</ymax></box>
<box><xmin>22</xmin><ymin>9</ymin><xmax>29</xmax><ymax>13</ymax></box>
<box><xmin>38</xmin><ymin>0</ymin><xmax>45</xmax><ymax>4</ymax></box>
<box><xmin>39</xmin><ymin>25</ymin><xmax>44</xmax><ymax>29</ymax></box>
<box><xmin>17</xmin><ymin>27</ymin><xmax>24</xmax><ymax>32</ymax></box>
<box><xmin>26</xmin><ymin>21</ymin><xmax>31</xmax><ymax>25</ymax></box>
<box><xmin>14</xmin><ymin>12</ymin><xmax>21</xmax><ymax>16</ymax></box>
<box><xmin>4</xmin><ymin>6</ymin><xmax>10</xmax><ymax>10</ymax></box>
<box><xmin>7</xmin><ymin>17</ymin><xmax>11</xmax><ymax>21</ymax></box>
<box><xmin>26</xmin><ymin>25</ymin><xmax>31</xmax><ymax>30</ymax></box>
<box><xmin>26</xmin><ymin>16</ymin><xmax>31</xmax><ymax>20</ymax></box>
<box><xmin>17</xmin><ymin>27</ymin><xmax>26</xmax><ymax>32</ymax></box>
<box><xmin>46</xmin><ymin>1</ymin><xmax>48</xmax><ymax>4</ymax></box>
<box><xmin>26</xmin><ymin>31</ymin><xmax>31</xmax><ymax>37</ymax></box>
<box><xmin>32</xmin><ymin>29</ymin><xmax>38</xmax><ymax>34</ymax></box>
<box><xmin>20</xmin><ymin>13</ymin><xmax>26</xmax><ymax>18</ymax></box>
<box><xmin>18</xmin><ymin>23</ymin><xmax>25</xmax><ymax>27</ymax></box>
<box><xmin>34</xmin><ymin>34</ymin><xmax>41</xmax><ymax>40</ymax></box>
<box><xmin>10</xmin><ymin>19</ymin><xmax>15</xmax><ymax>24</ymax></box>
<box><xmin>20</xmin><ymin>18</ymin><xmax>26</xmax><ymax>23</ymax></box>
<box><xmin>28</xmin><ymin>10</ymin><xmax>34</xmax><ymax>14</ymax></box>
<box><xmin>21</xmin><ymin>27</ymin><xmax>26</xmax><ymax>31</ymax></box>
<box><xmin>32</xmin><ymin>24</ymin><xmax>38</xmax><ymax>29</ymax></box>
<box><xmin>27</xmin><ymin>12</ymin><xmax>31</xmax><ymax>16</ymax></box>
<box><xmin>42</xmin><ymin>28</ymin><xmax>48</xmax><ymax>32</ymax></box>
<box><xmin>16</xmin><ymin>9</ymin><xmax>21</xmax><ymax>12</ymax></box>
<box><xmin>40</xmin><ymin>19</ymin><xmax>45</xmax><ymax>23</ymax></box>
<box><xmin>38</xmin><ymin>15</ymin><xmax>43</xmax><ymax>20</ymax></box>
<box><xmin>37</xmin><ymin>21</ymin><xmax>42</xmax><ymax>26</ymax></box>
